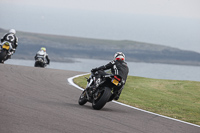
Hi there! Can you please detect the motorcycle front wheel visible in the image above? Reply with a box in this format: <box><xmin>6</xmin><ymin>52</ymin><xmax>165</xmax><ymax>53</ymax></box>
<box><xmin>78</xmin><ymin>90</ymin><xmax>88</xmax><ymax>105</ymax></box>
<box><xmin>92</xmin><ymin>87</ymin><xmax>111</xmax><ymax>110</ymax></box>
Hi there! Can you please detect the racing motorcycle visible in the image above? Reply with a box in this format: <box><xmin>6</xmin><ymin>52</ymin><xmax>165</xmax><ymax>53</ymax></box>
<box><xmin>34</xmin><ymin>49</ymin><xmax>49</xmax><ymax>68</ymax></box>
<box><xmin>34</xmin><ymin>57</ymin><xmax>48</xmax><ymax>68</ymax></box>
<box><xmin>78</xmin><ymin>70</ymin><xmax>122</xmax><ymax>110</ymax></box>
<box><xmin>34</xmin><ymin>54</ymin><xmax>48</xmax><ymax>68</ymax></box>
<box><xmin>0</xmin><ymin>41</ymin><xmax>13</xmax><ymax>63</ymax></box>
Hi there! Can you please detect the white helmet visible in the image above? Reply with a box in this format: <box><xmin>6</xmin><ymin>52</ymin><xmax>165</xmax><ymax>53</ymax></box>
<box><xmin>114</xmin><ymin>52</ymin><xmax>125</xmax><ymax>61</ymax></box>
<box><xmin>9</xmin><ymin>29</ymin><xmax>16</xmax><ymax>34</ymax></box>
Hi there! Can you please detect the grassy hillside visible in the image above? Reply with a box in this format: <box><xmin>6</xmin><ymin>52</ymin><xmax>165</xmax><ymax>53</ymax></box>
<box><xmin>1</xmin><ymin>28</ymin><xmax>200</xmax><ymax>65</ymax></box>
<box><xmin>74</xmin><ymin>74</ymin><xmax>200</xmax><ymax>125</ymax></box>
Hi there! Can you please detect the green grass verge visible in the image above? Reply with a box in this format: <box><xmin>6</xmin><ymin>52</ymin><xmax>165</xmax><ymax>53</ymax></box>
<box><xmin>74</xmin><ymin>75</ymin><xmax>200</xmax><ymax>125</ymax></box>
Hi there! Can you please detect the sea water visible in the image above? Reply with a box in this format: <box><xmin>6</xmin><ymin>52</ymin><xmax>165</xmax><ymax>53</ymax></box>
<box><xmin>6</xmin><ymin>58</ymin><xmax>200</xmax><ymax>82</ymax></box>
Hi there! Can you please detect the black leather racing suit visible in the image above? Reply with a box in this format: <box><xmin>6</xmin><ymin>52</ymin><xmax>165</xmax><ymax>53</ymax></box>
<box><xmin>92</xmin><ymin>60</ymin><xmax>129</xmax><ymax>100</ymax></box>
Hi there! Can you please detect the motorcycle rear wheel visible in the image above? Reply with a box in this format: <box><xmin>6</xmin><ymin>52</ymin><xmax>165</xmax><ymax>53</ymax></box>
<box><xmin>0</xmin><ymin>50</ymin><xmax>7</xmax><ymax>63</ymax></box>
<box><xmin>34</xmin><ymin>61</ymin><xmax>45</xmax><ymax>68</ymax></box>
<box><xmin>92</xmin><ymin>87</ymin><xmax>111</xmax><ymax>110</ymax></box>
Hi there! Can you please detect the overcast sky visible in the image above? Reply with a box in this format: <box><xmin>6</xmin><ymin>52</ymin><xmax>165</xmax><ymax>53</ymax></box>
<box><xmin>0</xmin><ymin>0</ymin><xmax>200</xmax><ymax>52</ymax></box>
<box><xmin>1</xmin><ymin>0</ymin><xmax>200</xmax><ymax>18</ymax></box>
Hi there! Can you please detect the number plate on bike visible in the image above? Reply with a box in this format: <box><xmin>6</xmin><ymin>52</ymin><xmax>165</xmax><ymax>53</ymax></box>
<box><xmin>2</xmin><ymin>45</ymin><xmax>9</xmax><ymax>50</ymax></box>
<box><xmin>112</xmin><ymin>78</ymin><xmax>119</xmax><ymax>86</ymax></box>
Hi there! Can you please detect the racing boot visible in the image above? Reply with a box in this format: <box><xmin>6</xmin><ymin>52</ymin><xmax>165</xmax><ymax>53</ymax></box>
<box><xmin>114</xmin><ymin>91</ymin><xmax>122</xmax><ymax>101</ymax></box>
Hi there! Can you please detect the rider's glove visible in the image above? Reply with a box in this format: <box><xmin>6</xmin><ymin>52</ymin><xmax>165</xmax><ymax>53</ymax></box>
<box><xmin>11</xmin><ymin>48</ymin><xmax>16</xmax><ymax>53</ymax></box>
<box><xmin>8</xmin><ymin>51</ymin><xmax>14</xmax><ymax>56</ymax></box>
<box><xmin>91</xmin><ymin>68</ymin><xmax>98</xmax><ymax>73</ymax></box>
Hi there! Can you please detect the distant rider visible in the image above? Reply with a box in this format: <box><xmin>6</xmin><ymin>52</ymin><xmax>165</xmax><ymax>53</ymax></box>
<box><xmin>1</xmin><ymin>29</ymin><xmax>18</xmax><ymax>59</ymax></box>
<box><xmin>91</xmin><ymin>52</ymin><xmax>129</xmax><ymax>100</ymax></box>
<box><xmin>34</xmin><ymin>47</ymin><xmax>50</xmax><ymax>65</ymax></box>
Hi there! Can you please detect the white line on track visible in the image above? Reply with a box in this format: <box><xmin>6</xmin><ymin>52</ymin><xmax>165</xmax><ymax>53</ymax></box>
<box><xmin>68</xmin><ymin>73</ymin><xmax>200</xmax><ymax>128</ymax></box>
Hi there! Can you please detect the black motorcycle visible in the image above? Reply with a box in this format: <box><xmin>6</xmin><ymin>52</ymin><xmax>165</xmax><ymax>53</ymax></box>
<box><xmin>0</xmin><ymin>41</ymin><xmax>13</xmax><ymax>63</ymax></box>
<box><xmin>78</xmin><ymin>71</ymin><xmax>122</xmax><ymax>110</ymax></box>
<box><xmin>34</xmin><ymin>57</ymin><xmax>47</xmax><ymax>68</ymax></box>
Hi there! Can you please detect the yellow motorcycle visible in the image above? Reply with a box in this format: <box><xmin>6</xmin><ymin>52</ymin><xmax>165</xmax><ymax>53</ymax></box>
<box><xmin>0</xmin><ymin>41</ymin><xmax>13</xmax><ymax>63</ymax></box>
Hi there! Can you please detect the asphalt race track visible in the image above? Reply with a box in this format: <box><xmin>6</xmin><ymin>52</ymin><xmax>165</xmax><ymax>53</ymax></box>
<box><xmin>0</xmin><ymin>64</ymin><xmax>199</xmax><ymax>133</ymax></box>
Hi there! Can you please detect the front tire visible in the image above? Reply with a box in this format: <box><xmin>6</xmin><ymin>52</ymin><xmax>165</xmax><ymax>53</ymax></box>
<box><xmin>78</xmin><ymin>90</ymin><xmax>88</xmax><ymax>105</ymax></box>
<box><xmin>92</xmin><ymin>87</ymin><xmax>111</xmax><ymax>110</ymax></box>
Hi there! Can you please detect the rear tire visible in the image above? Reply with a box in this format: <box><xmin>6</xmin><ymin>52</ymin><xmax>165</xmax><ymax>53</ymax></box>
<box><xmin>78</xmin><ymin>90</ymin><xmax>88</xmax><ymax>105</ymax></box>
<box><xmin>34</xmin><ymin>61</ymin><xmax>45</xmax><ymax>68</ymax></box>
<box><xmin>92</xmin><ymin>87</ymin><xmax>111</xmax><ymax>110</ymax></box>
<box><xmin>0</xmin><ymin>50</ymin><xmax>7</xmax><ymax>63</ymax></box>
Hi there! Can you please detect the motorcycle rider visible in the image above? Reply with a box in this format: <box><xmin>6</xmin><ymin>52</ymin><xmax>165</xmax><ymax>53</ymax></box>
<box><xmin>91</xmin><ymin>52</ymin><xmax>129</xmax><ymax>101</ymax></box>
<box><xmin>34</xmin><ymin>47</ymin><xmax>50</xmax><ymax>65</ymax></box>
<box><xmin>1</xmin><ymin>29</ymin><xmax>18</xmax><ymax>59</ymax></box>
